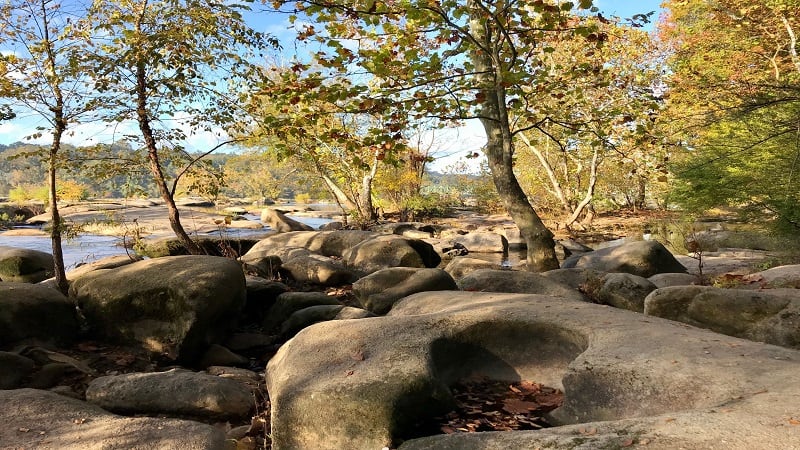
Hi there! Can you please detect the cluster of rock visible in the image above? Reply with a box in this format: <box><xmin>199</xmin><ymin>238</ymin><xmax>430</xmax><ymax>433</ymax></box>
<box><xmin>1</xmin><ymin>216</ymin><xmax>800</xmax><ymax>449</ymax></box>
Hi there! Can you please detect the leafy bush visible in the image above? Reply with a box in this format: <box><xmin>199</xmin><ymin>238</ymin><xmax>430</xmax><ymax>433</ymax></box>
<box><xmin>294</xmin><ymin>192</ymin><xmax>312</xmax><ymax>204</ymax></box>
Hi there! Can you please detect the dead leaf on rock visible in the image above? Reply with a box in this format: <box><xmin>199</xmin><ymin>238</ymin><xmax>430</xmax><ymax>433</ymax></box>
<box><xmin>502</xmin><ymin>399</ymin><xmax>538</xmax><ymax>414</ymax></box>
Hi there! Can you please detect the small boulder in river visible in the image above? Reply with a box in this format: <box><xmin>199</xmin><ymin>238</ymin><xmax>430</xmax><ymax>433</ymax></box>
<box><xmin>261</xmin><ymin>208</ymin><xmax>315</xmax><ymax>232</ymax></box>
<box><xmin>69</xmin><ymin>255</ymin><xmax>246</xmax><ymax>362</ymax></box>
<box><xmin>0</xmin><ymin>245</ymin><xmax>54</xmax><ymax>283</ymax></box>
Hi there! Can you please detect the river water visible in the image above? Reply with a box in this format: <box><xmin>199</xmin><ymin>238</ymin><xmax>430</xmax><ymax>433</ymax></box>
<box><xmin>0</xmin><ymin>214</ymin><xmax>332</xmax><ymax>270</ymax></box>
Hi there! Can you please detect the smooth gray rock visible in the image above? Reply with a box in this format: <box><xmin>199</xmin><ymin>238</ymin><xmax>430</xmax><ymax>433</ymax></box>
<box><xmin>648</xmin><ymin>272</ymin><xmax>702</xmax><ymax>288</ymax></box>
<box><xmin>540</xmin><ymin>268</ymin><xmax>605</xmax><ymax>290</ymax></box>
<box><xmin>280</xmin><ymin>305</ymin><xmax>375</xmax><ymax>338</ymax></box>
<box><xmin>198</xmin><ymin>344</ymin><xmax>249</xmax><ymax>369</ymax></box>
<box><xmin>352</xmin><ymin>267</ymin><xmax>458</xmax><ymax>315</ymax></box>
<box><xmin>69</xmin><ymin>255</ymin><xmax>246</xmax><ymax>362</ymax></box>
<box><xmin>443</xmin><ymin>257</ymin><xmax>503</xmax><ymax>280</ymax></box>
<box><xmin>743</xmin><ymin>264</ymin><xmax>800</xmax><ymax>288</ymax></box>
<box><xmin>0</xmin><ymin>388</ymin><xmax>225</xmax><ymax>449</ymax></box>
<box><xmin>262</xmin><ymin>291</ymin><xmax>341</xmax><ymax>331</ymax></box>
<box><xmin>267</xmin><ymin>291</ymin><xmax>800</xmax><ymax>450</ymax></box>
<box><xmin>644</xmin><ymin>286</ymin><xmax>800</xmax><ymax>349</ymax></box>
<box><xmin>0</xmin><ymin>282</ymin><xmax>79</xmax><ymax>347</ymax></box>
<box><xmin>342</xmin><ymin>234</ymin><xmax>441</xmax><ymax>275</ymax></box>
<box><xmin>597</xmin><ymin>272</ymin><xmax>657</xmax><ymax>313</ymax></box>
<box><xmin>282</xmin><ymin>254</ymin><xmax>357</xmax><ymax>286</ymax></box>
<box><xmin>0</xmin><ymin>245</ymin><xmax>54</xmax><ymax>283</ymax></box>
<box><xmin>456</xmin><ymin>269</ymin><xmax>586</xmax><ymax>302</ymax></box>
<box><xmin>260</xmin><ymin>208</ymin><xmax>315</xmax><ymax>232</ymax></box>
<box><xmin>243</xmin><ymin>231</ymin><xmax>376</xmax><ymax>259</ymax></box>
<box><xmin>568</xmin><ymin>240</ymin><xmax>687</xmax><ymax>277</ymax></box>
<box><xmin>86</xmin><ymin>368</ymin><xmax>253</xmax><ymax>420</ymax></box>
<box><xmin>0</xmin><ymin>351</ymin><xmax>35</xmax><ymax>389</ymax></box>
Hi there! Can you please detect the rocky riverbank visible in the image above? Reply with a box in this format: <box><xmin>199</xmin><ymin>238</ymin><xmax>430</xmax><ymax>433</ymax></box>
<box><xmin>1</xmin><ymin>206</ymin><xmax>800</xmax><ymax>449</ymax></box>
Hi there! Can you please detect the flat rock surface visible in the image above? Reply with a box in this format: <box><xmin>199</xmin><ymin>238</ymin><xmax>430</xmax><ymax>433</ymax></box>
<box><xmin>86</xmin><ymin>368</ymin><xmax>253</xmax><ymax>420</ymax></box>
<box><xmin>267</xmin><ymin>291</ymin><xmax>800</xmax><ymax>450</ymax></box>
<box><xmin>0</xmin><ymin>388</ymin><xmax>226</xmax><ymax>449</ymax></box>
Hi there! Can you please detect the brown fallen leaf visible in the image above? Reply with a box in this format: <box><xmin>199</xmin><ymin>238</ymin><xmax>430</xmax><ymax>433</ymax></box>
<box><xmin>502</xmin><ymin>399</ymin><xmax>539</xmax><ymax>414</ymax></box>
<box><xmin>517</xmin><ymin>380</ymin><xmax>541</xmax><ymax>395</ymax></box>
<box><xmin>788</xmin><ymin>418</ymin><xmax>800</xmax><ymax>425</ymax></box>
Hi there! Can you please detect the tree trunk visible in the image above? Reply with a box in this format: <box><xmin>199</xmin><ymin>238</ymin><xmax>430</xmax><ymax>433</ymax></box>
<box><xmin>468</xmin><ymin>1</ymin><xmax>559</xmax><ymax>271</ymax></box>
<box><xmin>49</xmin><ymin>121</ymin><xmax>69</xmax><ymax>294</ymax></box>
<box><xmin>135</xmin><ymin>61</ymin><xmax>201</xmax><ymax>255</ymax></box>
<box><xmin>357</xmin><ymin>150</ymin><xmax>380</xmax><ymax>222</ymax></box>
<box><xmin>564</xmin><ymin>147</ymin><xmax>600</xmax><ymax>228</ymax></box>
<box><xmin>41</xmin><ymin>0</ymin><xmax>68</xmax><ymax>294</ymax></box>
<box><xmin>519</xmin><ymin>132</ymin><xmax>571</xmax><ymax>212</ymax></box>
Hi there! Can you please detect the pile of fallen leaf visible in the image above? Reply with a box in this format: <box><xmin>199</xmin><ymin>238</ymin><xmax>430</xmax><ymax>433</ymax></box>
<box><xmin>432</xmin><ymin>378</ymin><xmax>563</xmax><ymax>434</ymax></box>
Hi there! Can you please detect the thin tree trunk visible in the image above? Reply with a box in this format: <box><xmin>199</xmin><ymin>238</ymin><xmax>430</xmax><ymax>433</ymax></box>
<box><xmin>468</xmin><ymin>1</ymin><xmax>558</xmax><ymax>271</ymax></box>
<box><xmin>519</xmin><ymin>132</ymin><xmax>571</xmax><ymax>211</ymax></box>
<box><xmin>135</xmin><ymin>61</ymin><xmax>201</xmax><ymax>255</ymax></box>
<box><xmin>49</xmin><ymin>123</ymin><xmax>69</xmax><ymax>294</ymax></box>
<box><xmin>41</xmin><ymin>0</ymin><xmax>68</xmax><ymax>294</ymax></box>
<box><xmin>564</xmin><ymin>147</ymin><xmax>600</xmax><ymax>228</ymax></box>
<box><xmin>358</xmin><ymin>150</ymin><xmax>380</xmax><ymax>221</ymax></box>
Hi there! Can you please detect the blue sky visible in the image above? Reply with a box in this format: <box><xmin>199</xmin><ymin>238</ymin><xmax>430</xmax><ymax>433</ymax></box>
<box><xmin>597</xmin><ymin>0</ymin><xmax>664</xmax><ymax>21</ymax></box>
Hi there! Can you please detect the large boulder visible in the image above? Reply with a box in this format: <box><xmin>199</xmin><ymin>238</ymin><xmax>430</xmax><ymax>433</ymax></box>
<box><xmin>352</xmin><ymin>268</ymin><xmax>458</xmax><ymax>315</ymax></box>
<box><xmin>0</xmin><ymin>245</ymin><xmax>54</xmax><ymax>283</ymax></box>
<box><xmin>86</xmin><ymin>368</ymin><xmax>253</xmax><ymax>420</ymax></box>
<box><xmin>69</xmin><ymin>255</ymin><xmax>246</xmax><ymax>362</ymax></box>
<box><xmin>243</xmin><ymin>231</ymin><xmax>377</xmax><ymax>259</ymax></box>
<box><xmin>281</xmin><ymin>254</ymin><xmax>357</xmax><ymax>286</ymax></box>
<box><xmin>342</xmin><ymin>234</ymin><xmax>441</xmax><ymax>275</ymax></box>
<box><xmin>644</xmin><ymin>286</ymin><xmax>800</xmax><ymax>349</ymax></box>
<box><xmin>743</xmin><ymin>264</ymin><xmax>800</xmax><ymax>288</ymax></box>
<box><xmin>0</xmin><ymin>388</ymin><xmax>225</xmax><ymax>449</ymax></box>
<box><xmin>260</xmin><ymin>208</ymin><xmax>315</xmax><ymax>232</ymax></box>
<box><xmin>0</xmin><ymin>282</ymin><xmax>79</xmax><ymax>347</ymax></box>
<box><xmin>266</xmin><ymin>291</ymin><xmax>800</xmax><ymax>450</ymax></box>
<box><xmin>456</xmin><ymin>269</ymin><xmax>586</xmax><ymax>302</ymax></box>
<box><xmin>565</xmin><ymin>240</ymin><xmax>687</xmax><ymax>277</ymax></box>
